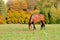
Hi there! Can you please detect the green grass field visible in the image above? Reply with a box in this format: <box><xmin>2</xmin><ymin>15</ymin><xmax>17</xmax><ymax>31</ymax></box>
<box><xmin>0</xmin><ymin>24</ymin><xmax>60</xmax><ymax>40</ymax></box>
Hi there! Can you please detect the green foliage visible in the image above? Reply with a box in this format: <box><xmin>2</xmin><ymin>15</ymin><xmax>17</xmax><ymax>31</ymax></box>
<box><xmin>40</xmin><ymin>8</ymin><xmax>49</xmax><ymax>24</ymax></box>
<box><xmin>49</xmin><ymin>6</ymin><xmax>60</xmax><ymax>24</ymax></box>
<box><xmin>0</xmin><ymin>0</ymin><xmax>7</xmax><ymax>15</ymax></box>
<box><xmin>37</xmin><ymin>0</ymin><xmax>60</xmax><ymax>24</ymax></box>
<box><xmin>56</xmin><ymin>19</ymin><xmax>60</xmax><ymax>24</ymax></box>
<box><xmin>0</xmin><ymin>0</ymin><xmax>7</xmax><ymax>24</ymax></box>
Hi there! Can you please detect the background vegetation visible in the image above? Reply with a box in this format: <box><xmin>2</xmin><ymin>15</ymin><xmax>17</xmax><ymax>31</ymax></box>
<box><xmin>0</xmin><ymin>0</ymin><xmax>60</xmax><ymax>24</ymax></box>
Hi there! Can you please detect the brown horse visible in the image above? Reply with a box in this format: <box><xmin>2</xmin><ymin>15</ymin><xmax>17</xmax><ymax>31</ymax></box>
<box><xmin>28</xmin><ymin>14</ymin><xmax>45</xmax><ymax>30</ymax></box>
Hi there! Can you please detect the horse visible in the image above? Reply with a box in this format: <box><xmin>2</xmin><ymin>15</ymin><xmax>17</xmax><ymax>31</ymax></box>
<box><xmin>28</xmin><ymin>14</ymin><xmax>45</xmax><ymax>30</ymax></box>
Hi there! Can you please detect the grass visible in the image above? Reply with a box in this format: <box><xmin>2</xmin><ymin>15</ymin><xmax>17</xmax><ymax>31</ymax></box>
<box><xmin>0</xmin><ymin>24</ymin><xmax>60</xmax><ymax>40</ymax></box>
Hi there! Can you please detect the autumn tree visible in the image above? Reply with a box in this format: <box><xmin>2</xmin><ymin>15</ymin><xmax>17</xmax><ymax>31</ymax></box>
<box><xmin>22</xmin><ymin>0</ymin><xmax>28</xmax><ymax>10</ymax></box>
<box><xmin>27</xmin><ymin>0</ymin><xmax>37</xmax><ymax>10</ymax></box>
<box><xmin>7</xmin><ymin>0</ymin><xmax>22</xmax><ymax>12</ymax></box>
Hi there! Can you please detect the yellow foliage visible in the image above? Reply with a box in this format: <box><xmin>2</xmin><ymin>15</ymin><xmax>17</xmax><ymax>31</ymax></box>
<box><xmin>0</xmin><ymin>16</ymin><xmax>4</xmax><ymax>24</ymax></box>
<box><xmin>33</xmin><ymin>9</ymin><xmax>39</xmax><ymax>14</ymax></box>
<box><xmin>6</xmin><ymin>8</ymin><xmax>40</xmax><ymax>24</ymax></box>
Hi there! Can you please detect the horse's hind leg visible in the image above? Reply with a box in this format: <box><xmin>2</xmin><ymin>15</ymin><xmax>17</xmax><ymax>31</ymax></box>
<box><xmin>41</xmin><ymin>21</ymin><xmax>45</xmax><ymax>30</ymax></box>
<box><xmin>33</xmin><ymin>23</ymin><xmax>36</xmax><ymax>30</ymax></box>
<box><xmin>43</xmin><ymin>22</ymin><xmax>45</xmax><ymax>30</ymax></box>
<box><xmin>43</xmin><ymin>21</ymin><xmax>45</xmax><ymax>30</ymax></box>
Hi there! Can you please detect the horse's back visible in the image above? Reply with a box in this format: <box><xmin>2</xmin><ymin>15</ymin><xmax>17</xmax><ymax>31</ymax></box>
<box><xmin>39</xmin><ymin>14</ymin><xmax>44</xmax><ymax>21</ymax></box>
<box><xmin>30</xmin><ymin>14</ymin><xmax>44</xmax><ymax>23</ymax></box>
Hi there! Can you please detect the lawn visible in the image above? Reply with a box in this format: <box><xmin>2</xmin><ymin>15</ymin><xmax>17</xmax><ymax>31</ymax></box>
<box><xmin>0</xmin><ymin>24</ymin><xmax>60</xmax><ymax>40</ymax></box>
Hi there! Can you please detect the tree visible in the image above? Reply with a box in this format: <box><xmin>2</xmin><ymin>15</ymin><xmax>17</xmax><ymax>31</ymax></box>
<box><xmin>7</xmin><ymin>0</ymin><xmax>22</xmax><ymax>12</ymax></box>
<box><xmin>27</xmin><ymin>0</ymin><xmax>37</xmax><ymax>10</ymax></box>
<box><xmin>22</xmin><ymin>0</ymin><xmax>28</xmax><ymax>10</ymax></box>
<box><xmin>0</xmin><ymin>0</ymin><xmax>7</xmax><ymax>24</ymax></box>
<box><xmin>0</xmin><ymin>0</ymin><xmax>6</xmax><ymax>15</ymax></box>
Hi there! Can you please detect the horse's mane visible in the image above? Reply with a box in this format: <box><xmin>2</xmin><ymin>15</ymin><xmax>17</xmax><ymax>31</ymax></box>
<box><xmin>29</xmin><ymin>14</ymin><xmax>33</xmax><ymax>24</ymax></box>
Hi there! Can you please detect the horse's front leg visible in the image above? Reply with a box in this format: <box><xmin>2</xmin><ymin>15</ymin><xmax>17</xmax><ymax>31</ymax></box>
<box><xmin>29</xmin><ymin>23</ymin><xmax>32</xmax><ymax>30</ymax></box>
